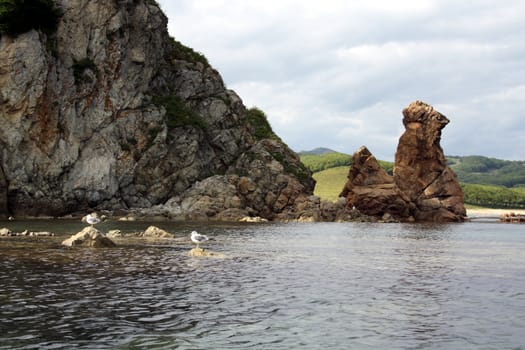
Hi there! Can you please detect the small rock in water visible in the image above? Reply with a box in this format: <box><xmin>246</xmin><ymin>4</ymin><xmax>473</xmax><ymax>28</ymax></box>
<box><xmin>118</xmin><ymin>216</ymin><xmax>136</xmax><ymax>221</ymax></box>
<box><xmin>106</xmin><ymin>230</ymin><xmax>123</xmax><ymax>238</ymax></box>
<box><xmin>141</xmin><ymin>226</ymin><xmax>174</xmax><ymax>238</ymax></box>
<box><xmin>29</xmin><ymin>231</ymin><xmax>54</xmax><ymax>237</ymax></box>
<box><xmin>0</xmin><ymin>228</ymin><xmax>12</xmax><ymax>236</ymax></box>
<box><xmin>0</xmin><ymin>228</ymin><xmax>55</xmax><ymax>237</ymax></box>
<box><xmin>62</xmin><ymin>227</ymin><xmax>116</xmax><ymax>248</ymax></box>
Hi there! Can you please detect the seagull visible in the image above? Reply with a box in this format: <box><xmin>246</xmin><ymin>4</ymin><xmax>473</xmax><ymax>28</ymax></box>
<box><xmin>82</xmin><ymin>212</ymin><xmax>102</xmax><ymax>227</ymax></box>
<box><xmin>190</xmin><ymin>231</ymin><xmax>209</xmax><ymax>249</ymax></box>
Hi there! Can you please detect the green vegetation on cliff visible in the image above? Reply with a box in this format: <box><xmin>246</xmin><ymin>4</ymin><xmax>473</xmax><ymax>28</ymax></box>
<box><xmin>0</xmin><ymin>0</ymin><xmax>62</xmax><ymax>37</ymax></box>
<box><xmin>168</xmin><ymin>37</ymin><xmax>209</xmax><ymax>67</ymax></box>
<box><xmin>152</xmin><ymin>95</ymin><xmax>208</xmax><ymax>130</ymax></box>
<box><xmin>245</xmin><ymin>107</ymin><xmax>280</xmax><ymax>141</ymax></box>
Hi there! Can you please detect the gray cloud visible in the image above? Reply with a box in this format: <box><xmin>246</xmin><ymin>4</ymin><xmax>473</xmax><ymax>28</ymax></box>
<box><xmin>158</xmin><ymin>0</ymin><xmax>525</xmax><ymax>160</ymax></box>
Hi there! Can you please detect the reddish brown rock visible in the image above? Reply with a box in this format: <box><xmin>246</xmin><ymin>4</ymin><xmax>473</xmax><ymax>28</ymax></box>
<box><xmin>394</xmin><ymin>101</ymin><xmax>465</xmax><ymax>221</ymax></box>
<box><xmin>340</xmin><ymin>101</ymin><xmax>466</xmax><ymax>222</ymax></box>
<box><xmin>340</xmin><ymin>146</ymin><xmax>411</xmax><ymax>219</ymax></box>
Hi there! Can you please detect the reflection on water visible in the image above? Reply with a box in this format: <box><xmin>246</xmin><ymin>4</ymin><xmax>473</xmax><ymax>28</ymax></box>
<box><xmin>1</xmin><ymin>221</ymin><xmax>524</xmax><ymax>349</ymax></box>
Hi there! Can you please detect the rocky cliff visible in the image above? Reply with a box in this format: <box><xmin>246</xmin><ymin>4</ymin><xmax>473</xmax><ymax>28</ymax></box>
<box><xmin>0</xmin><ymin>0</ymin><xmax>314</xmax><ymax>219</ymax></box>
<box><xmin>340</xmin><ymin>101</ymin><xmax>466</xmax><ymax>222</ymax></box>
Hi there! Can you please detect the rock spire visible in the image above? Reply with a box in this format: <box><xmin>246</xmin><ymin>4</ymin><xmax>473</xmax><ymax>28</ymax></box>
<box><xmin>340</xmin><ymin>101</ymin><xmax>466</xmax><ymax>222</ymax></box>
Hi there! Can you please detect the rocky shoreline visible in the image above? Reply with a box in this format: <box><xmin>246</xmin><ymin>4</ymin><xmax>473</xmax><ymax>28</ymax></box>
<box><xmin>1</xmin><ymin>2</ymin><xmax>465</xmax><ymax>223</ymax></box>
<box><xmin>0</xmin><ymin>1</ymin><xmax>316</xmax><ymax>221</ymax></box>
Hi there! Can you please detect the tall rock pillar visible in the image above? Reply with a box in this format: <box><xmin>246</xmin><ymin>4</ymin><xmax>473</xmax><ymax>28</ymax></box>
<box><xmin>394</xmin><ymin>101</ymin><xmax>466</xmax><ymax>221</ymax></box>
<box><xmin>340</xmin><ymin>100</ymin><xmax>466</xmax><ymax>222</ymax></box>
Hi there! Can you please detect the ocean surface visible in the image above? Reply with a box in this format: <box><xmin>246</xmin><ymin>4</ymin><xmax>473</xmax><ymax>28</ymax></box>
<box><xmin>0</xmin><ymin>219</ymin><xmax>524</xmax><ymax>349</ymax></box>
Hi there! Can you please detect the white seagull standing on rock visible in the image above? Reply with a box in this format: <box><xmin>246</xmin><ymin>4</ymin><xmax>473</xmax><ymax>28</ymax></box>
<box><xmin>82</xmin><ymin>212</ymin><xmax>102</xmax><ymax>227</ymax></box>
<box><xmin>191</xmin><ymin>231</ymin><xmax>209</xmax><ymax>249</ymax></box>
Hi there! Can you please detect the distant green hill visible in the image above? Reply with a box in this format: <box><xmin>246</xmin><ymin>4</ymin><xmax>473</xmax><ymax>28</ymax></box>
<box><xmin>299</xmin><ymin>150</ymin><xmax>393</xmax><ymax>174</ymax></box>
<box><xmin>448</xmin><ymin>156</ymin><xmax>525</xmax><ymax>187</ymax></box>
<box><xmin>299</xmin><ymin>147</ymin><xmax>338</xmax><ymax>155</ymax></box>
<box><xmin>461</xmin><ymin>184</ymin><xmax>525</xmax><ymax>208</ymax></box>
<box><xmin>299</xmin><ymin>152</ymin><xmax>351</xmax><ymax>173</ymax></box>
<box><xmin>301</xmin><ymin>150</ymin><xmax>525</xmax><ymax>208</ymax></box>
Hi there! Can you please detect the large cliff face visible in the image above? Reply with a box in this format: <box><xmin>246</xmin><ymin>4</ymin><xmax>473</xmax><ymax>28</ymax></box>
<box><xmin>0</xmin><ymin>0</ymin><xmax>314</xmax><ymax>219</ymax></box>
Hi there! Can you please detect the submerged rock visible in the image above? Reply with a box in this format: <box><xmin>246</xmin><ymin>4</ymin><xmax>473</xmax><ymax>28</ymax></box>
<box><xmin>0</xmin><ymin>228</ymin><xmax>54</xmax><ymax>237</ymax></box>
<box><xmin>28</xmin><ymin>231</ymin><xmax>54</xmax><ymax>237</ymax></box>
<box><xmin>188</xmin><ymin>247</ymin><xmax>225</xmax><ymax>258</ymax></box>
<box><xmin>62</xmin><ymin>227</ymin><xmax>116</xmax><ymax>248</ymax></box>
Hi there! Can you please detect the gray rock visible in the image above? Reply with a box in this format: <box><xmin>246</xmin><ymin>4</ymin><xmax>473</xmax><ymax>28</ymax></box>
<box><xmin>0</xmin><ymin>0</ymin><xmax>314</xmax><ymax>220</ymax></box>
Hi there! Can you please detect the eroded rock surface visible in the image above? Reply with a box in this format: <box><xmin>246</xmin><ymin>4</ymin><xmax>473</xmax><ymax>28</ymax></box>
<box><xmin>340</xmin><ymin>146</ymin><xmax>411</xmax><ymax>218</ymax></box>
<box><xmin>395</xmin><ymin>101</ymin><xmax>466</xmax><ymax>221</ymax></box>
<box><xmin>340</xmin><ymin>101</ymin><xmax>466</xmax><ymax>222</ymax></box>
<box><xmin>0</xmin><ymin>0</ymin><xmax>314</xmax><ymax>220</ymax></box>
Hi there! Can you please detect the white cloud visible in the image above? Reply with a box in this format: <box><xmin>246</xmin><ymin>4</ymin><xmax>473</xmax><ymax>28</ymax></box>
<box><xmin>158</xmin><ymin>0</ymin><xmax>525</xmax><ymax>160</ymax></box>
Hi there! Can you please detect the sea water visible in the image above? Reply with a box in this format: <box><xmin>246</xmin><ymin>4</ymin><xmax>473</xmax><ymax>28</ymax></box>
<box><xmin>0</xmin><ymin>220</ymin><xmax>524</xmax><ymax>349</ymax></box>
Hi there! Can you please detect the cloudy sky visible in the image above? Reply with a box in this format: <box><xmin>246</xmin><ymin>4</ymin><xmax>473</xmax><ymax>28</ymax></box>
<box><xmin>157</xmin><ymin>0</ymin><xmax>524</xmax><ymax>161</ymax></box>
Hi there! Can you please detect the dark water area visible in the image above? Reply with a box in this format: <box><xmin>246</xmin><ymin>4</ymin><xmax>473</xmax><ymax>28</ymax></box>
<box><xmin>1</xmin><ymin>220</ymin><xmax>524</xmax><ymax>349</ymax></box>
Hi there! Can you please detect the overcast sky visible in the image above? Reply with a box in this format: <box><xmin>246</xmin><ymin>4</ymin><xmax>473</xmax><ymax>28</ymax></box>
<box><xmin>157</xmin><ymin>0</ymin><xmax>524</xmax><ymax>161</ymax></box>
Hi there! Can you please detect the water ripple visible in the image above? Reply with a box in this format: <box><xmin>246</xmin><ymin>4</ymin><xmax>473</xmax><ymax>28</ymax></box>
<box><xmin>1</xmin><ymin>221</ymin><xmax>525</xmax><ymax>349</ymax></box>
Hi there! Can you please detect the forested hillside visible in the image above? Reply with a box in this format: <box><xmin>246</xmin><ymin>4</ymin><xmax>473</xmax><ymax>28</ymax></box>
<box><xmin>461</xmin><ymin>184</ymin><xmax>525</xmax><ymax>208</ymax></box>
<box><xmin>300</xmin><ymin>152</ymin><xmax>351</xmax><ymax>173</ymax></box>
<box><xmin>300</xmin><ymin>151</ymin><xmax>525</xmax><ymax>208</ymax></box>
<box><xmin>448</xmin><ymin>156</ymin><xmax>525</xmax><ymax>187</ymax></box>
